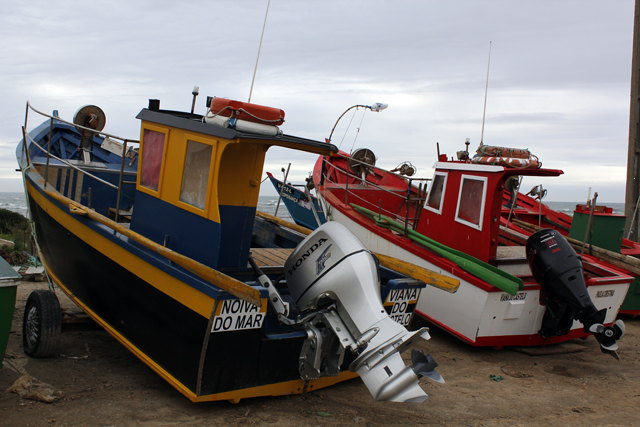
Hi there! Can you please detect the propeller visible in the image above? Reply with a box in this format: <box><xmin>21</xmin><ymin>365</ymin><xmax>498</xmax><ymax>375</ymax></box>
<box><xmin>411</xmin><ymin>349</ymin><xmax>444</xmax><ymax>384</ymax></box>
<box><xmin>588</xmin><ymin>319</ymin><xmax>625</xmax><ymax>360</ymax></box>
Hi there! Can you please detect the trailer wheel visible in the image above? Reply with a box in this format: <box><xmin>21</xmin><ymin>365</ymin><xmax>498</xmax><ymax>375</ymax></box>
<box><xmin>23</xmin><ymin>290</ymin><xmax>61</xmax><ymax>358</ymax></box>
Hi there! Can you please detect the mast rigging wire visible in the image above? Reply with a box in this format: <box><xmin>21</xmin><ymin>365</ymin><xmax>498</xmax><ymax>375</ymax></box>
<box><xmin>480</xmin><ymin>41</ymin><xmax>492</xmax><ymax>145</ymax></box>
<box><xmin>248</xmin><ymin>0</ymin><xmax>271</xmax><ymax>103</ymax></box>
<box><xmin>350</xmin><ymin>108</ymin><xmax>369</xmax><ymax>154</ymax></box>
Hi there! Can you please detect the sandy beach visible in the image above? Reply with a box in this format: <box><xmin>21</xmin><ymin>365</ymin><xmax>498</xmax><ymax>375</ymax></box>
<box><xmin>2</xmin><ymin>281</ymin><xmax>639</xmax><ymax>427</ymax></box>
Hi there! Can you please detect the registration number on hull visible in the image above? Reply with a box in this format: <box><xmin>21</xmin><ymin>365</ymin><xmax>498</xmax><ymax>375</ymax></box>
<box><xmin>384</xmin><ymin>288</ymin><xmax>420</xmax><ymax>326</ymax></box>
<box><xmin>212</xmin><ymin>299</ymin><xmax>267</xmax><ymax>332</ymax></box>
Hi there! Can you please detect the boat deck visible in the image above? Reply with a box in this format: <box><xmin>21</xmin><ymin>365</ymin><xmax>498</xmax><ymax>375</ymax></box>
<box><xmin>250</xmin><ymin>248</ymin><xmax>294</xmax><ymax>267</ymax></box>
<box><xmin>495</xmin><ymin>245</ymin><xmax>527</xmax><ymax>262</ymax></box>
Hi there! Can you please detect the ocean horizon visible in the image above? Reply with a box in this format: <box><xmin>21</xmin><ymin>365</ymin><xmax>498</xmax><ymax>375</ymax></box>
<box><xmin>0</xmin><ymin>191</ymin><xmax>625</xmax><ymax>221</ymax></box>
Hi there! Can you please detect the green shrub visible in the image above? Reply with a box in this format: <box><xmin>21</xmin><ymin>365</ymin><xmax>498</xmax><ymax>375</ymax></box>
<box><xmin>0</xmin><ymin>208</ymin><xmax>29</xmax><ymax>253</ymax></box>
<box><xmin>0</xmin><ymin>209</ymin><xmax>27</xmax><ymax>234</ymax></box>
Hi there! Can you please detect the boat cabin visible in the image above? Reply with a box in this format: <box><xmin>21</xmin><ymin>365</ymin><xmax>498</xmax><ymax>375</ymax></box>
<box><xmin>416</xmin><ymin>156</ymin><xmax>563</xmax><ymax>263</ymax></box>
<box><xmin>129</xmin><ymin>101</ymin><xmax>336</xmax><ymax>269</ymax></box>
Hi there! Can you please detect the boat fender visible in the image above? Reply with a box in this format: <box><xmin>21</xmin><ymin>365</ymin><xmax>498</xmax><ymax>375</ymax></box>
<box><xmin>203</xmin><ymin>114</ymin><xmax>230</xmax><ymax>128</ymax></box>
<box><xmin>204</xmin><ymin>114</ymin><xmax>282</xmax><ymax>136</ymax></box>
<box><xmin>230</xmin><ymin>117</ymin><xmax>282</xmax><ymax>137</ymax></box>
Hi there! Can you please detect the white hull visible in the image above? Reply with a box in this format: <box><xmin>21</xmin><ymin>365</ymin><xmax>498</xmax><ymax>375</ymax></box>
<box><xmin>324</xmin><ymin>202</ymin><xmax>628</xmax><ymax>345</ymax></box>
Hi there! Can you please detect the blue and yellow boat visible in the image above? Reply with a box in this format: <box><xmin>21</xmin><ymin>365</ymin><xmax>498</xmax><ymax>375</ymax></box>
<box><xmin>16</xmin><ymin>95</ymin><xmax>445</xmax><ymax>403</ymax></box>
<box><xmin>266</xmin><ymin>171</ymin><xmax>326</xmax><ymax>230</ymax></box>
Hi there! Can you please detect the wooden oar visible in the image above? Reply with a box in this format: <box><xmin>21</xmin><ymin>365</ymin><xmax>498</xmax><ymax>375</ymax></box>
<box><xmin>40</xmin><ymin>182</ymin><xmax>262</xmax><ymax>306</ymax></box>
<box><xmin>372</xmin><ymin>252</ymin><xmax>460</xmax><ymax>293</ymax></box>
<box><xmin>256</xmin><ymin>210</ymin><xmax>460</xmax><ymax>293</ymax></box>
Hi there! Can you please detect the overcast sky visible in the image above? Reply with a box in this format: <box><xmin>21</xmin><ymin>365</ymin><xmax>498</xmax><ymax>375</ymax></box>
<box><xmin>0</xmin><ymin>0</ymin><xmax>636</xmax><ymax>202</ymax></box>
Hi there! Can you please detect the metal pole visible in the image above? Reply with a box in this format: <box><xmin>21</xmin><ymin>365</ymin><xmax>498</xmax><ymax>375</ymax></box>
<box><xmin>23</xmin><ymin>129</ymin><xmax>117</xmax><ymax>189</ymax></box>
<box><xmin>44</xmin><ymin>117</ymin><xmax>56</xmax><ymax>187</ymax></box>
<box><xmin>404</xmin><ymin>178</ymin><xmax>412</xmax><ymax>237</ymax></box>
<box><xmin>306</xmin><ymin>186</ymin><xmax>323</xmax><ymax>228</ymax></box>
<box><xmin>538</xmin><ymin>196</ymin><xmax>542</xmax><ymax>227</ymax></box>
<box><xmin>506</xmin><ymin>176</ymin><xmax>523</xmax><ymax>227</ymax></box>
<box><xmin>274</xmin><ymin>164</ymin><xmax>290</xmax><ymax>217</ymax></box>
<box><xmin>625</xmin><ymin>0</ymin><xmax>640</xmax><ymax>242</ymax></box>
<box><xmin>22</xmin><ymin>104</ymin><xmax>30</xmax><ymax>166</ymax></box>
<box><xmin>627</xmin><ymin>192</ymin><xmax>640</xmax><ymax>239</ymax></box>
<box><xmin>345</xmin><ymin>164</ymin><xmax>349</xmax><ymax>206</ymax></box>
<box><xmin>21</xmin><ymin>127</ymin><xmax>32</xmax><ymax>167</ymax></box>
<box><xmin>115</xmin><ymin>140</ymin><xmax>128</xmax><ymax>223</ymax></box>
<box><xmin>581</xmin><ymin>193</ymin><xmax>598</xmax><ymax>256</ymax></box>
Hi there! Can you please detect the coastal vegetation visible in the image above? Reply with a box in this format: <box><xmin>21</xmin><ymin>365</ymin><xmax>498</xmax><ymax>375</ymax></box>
<box><xmin>0</xmin><ymin>208</ymin><xmax>29</xmax><ymax>254</ymax></box>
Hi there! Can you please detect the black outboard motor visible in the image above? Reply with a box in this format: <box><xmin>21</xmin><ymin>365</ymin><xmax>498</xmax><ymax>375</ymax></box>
<box><xmin>526</xmin><ymin>229</ymin><xmax>625</xmax><ymax>359</ymax></box>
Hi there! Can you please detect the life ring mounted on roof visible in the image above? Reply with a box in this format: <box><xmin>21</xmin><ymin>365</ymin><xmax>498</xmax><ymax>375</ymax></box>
<box><xmin>208</xmin><ymin>97</ymin><xmax>285</xmax><ymax>126</ymax></box>
<box><xmin>472</xmin><ymin>156</ymin><xmax>540</xmax><ymax>169</ymax></box>
<box><xmin>471</xmin><ymin>142</ymin><xmax>541</xmax><ymax>169</ymax></box>
<box><xmin>476</xmin><ymin>142</ymin><xmax>531</xmax><ymax>159</ymax></box>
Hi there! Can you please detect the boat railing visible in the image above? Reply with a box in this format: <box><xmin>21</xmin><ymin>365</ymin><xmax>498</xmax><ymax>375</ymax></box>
<box><xmin>21</xmin><ymin>102</ymin><xmax>263</xmax><ymax>306</ymax></box>
<box><xmin>321</xmin><ymin>155</ymin><xmax>430</xmax><ymax>235</ymax></box>
<box><xmin>21</xmin><ymin>101</ymin><xmax>140</xmax><ymax>223</ymax></box>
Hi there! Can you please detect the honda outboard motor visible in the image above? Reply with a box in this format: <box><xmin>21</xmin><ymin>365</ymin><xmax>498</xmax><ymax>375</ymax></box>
<box><xmin>284</xmin><ymin>222</ymin><xmax>443</xmax><ymax>402</ymax></box>
<box><xmin>526</xmin><ymin>228</ymin><xmax>625</xmax><ymax>359</ymax></box>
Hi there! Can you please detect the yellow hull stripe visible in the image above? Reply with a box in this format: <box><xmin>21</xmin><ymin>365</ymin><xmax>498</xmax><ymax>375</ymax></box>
<box><xmin>191</xmin><ymin>371</ymin><xmax>359</xmax><ymax>403</ymax></box>
<box><xmin>27</xmin><ymin>176</ymin><xmax>359</xmax><ymax>402</ymax></box>
<box><xmin>48</xmin><ymin>261</ymin><xmax>358</xmax><ymax>403</ymax></box>
<box><xmin>31</xmin><ymin>173</ymin><xmax>261</xmax><ymax>306</ymax></box>
<box><xmin>27</xmin><ymin>180</ymin><xmax>215</xmax><ymax>319</ymax></box>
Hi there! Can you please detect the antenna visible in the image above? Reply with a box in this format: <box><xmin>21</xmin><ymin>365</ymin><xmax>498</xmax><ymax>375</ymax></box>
<box><xmin>480</xmin><ymin>41</ymin><xmax>492</xmax><ymax>145</ymax></box>
<box><xmin>248</xmin><ymin>0</ymin><xmax>271</xmax><ymax>103</ymax></box>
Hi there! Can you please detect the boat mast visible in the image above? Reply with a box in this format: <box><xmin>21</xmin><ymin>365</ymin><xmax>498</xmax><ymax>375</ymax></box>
<box><xmin>480</xmin><ymin>41</ymin><xmax>492</xmax><ymax>145</ymax></box>
<box><xmin>625</xmin><ymin>0</ymin><xmax>640</xmax><ymax>242</ymax></box>
<box><xmin>248</xmin><ymin>0</ymin><xmax>271</xmax><ymax>103</ymax></box>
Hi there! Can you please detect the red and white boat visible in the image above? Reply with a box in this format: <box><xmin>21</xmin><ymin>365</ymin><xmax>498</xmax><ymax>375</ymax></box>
<box><xmin>313</xmin><ymin>144</ymin><xmax>628</xmax><ymax>356</ymax></box>
<box><xmin>499</xmin><ymin>189</ymin><xmax>640</xmax><ymax>317</ymax></box>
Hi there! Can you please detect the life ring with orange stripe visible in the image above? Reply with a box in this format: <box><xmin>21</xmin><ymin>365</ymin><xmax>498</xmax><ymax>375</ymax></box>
<box><xmin>208</xmin><ymin>97</ymin><xmax>285</xmax><ymax>125</ymax></box>
<box><xmin>471</xmin><ymin>156</ymin><xmax>540</xmax><ymax>169</ymax></box>
<box><xmin>476</xmin><ymin>143</ymin><xmax>531</xmax><ymax>159</ymax></box>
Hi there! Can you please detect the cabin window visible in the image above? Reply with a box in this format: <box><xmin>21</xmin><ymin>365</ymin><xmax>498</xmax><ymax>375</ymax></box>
<box><xmin>425</xmin><ymin>172</ymin><xmax>447</xmax><ymax>214</ymax></box>
<box><xmin>455</xmin><ymin>175</ymin><xmax>487</xmax><ymax>230</ymax></box>
<box><xmin>180</xmin><ymin>140</ymin><xmax>212</xmax><ymax>210</ymax></box>
<box><xmin>140</xmin><ymin>129</ymin><xmax>165</xmax><ymax>191</ymax></box>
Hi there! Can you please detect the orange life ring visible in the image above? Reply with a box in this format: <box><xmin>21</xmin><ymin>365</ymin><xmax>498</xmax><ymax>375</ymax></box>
<box><xmin>471</xmin><ymin>156</ymin><xmax>540</xmax><ymax>169</ymax></box>
<box><xmin>476</xmin><ymin>143</ymin><xmax>531</xmax><ymax>159</ymax></box>
<box><xmin>209</xmin><ymin>97</ymin><xmax>285</xmax><ymax>125</ymax></box>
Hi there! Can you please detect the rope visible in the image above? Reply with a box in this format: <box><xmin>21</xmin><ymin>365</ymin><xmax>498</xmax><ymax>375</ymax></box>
<box><xmin>203</xmin><ymin>105</ymin><xmax>232</xmax><ymax>122</ymax></box>
<box><xmin>237</xmin><ymin>107</ymin><xmax>283</xmax><ymax>123</ymax></box>
<box><xmin>204</xmin><ymin>105</ymin><xmax>283</xmax><ymax>124</ymax></box>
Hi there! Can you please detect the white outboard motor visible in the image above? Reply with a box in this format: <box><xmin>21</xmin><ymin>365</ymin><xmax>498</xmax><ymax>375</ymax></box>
<box><xmin>283</xmin><ymin>222</ymin><xmax>443</xmax><ymax>402</ymax></box>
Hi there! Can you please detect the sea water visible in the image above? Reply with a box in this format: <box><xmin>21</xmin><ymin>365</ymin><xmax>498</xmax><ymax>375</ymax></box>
<box><xmin>0</xmin><ymin>192</ymin><xmax>29</xmax><ymax>218</ymax></box>
<box><xmin>0</xmin><ymin>191</ymin><xmax>624</xmax><ymax>221</ymax></box>
<box><xmin>0</xmin><ymin>192</ymin><xmax>293</xmax><ymax>221</ymax></box>
<box><xmin>545</xmin><ymin>201</ymin><xmax>625</xmax><ymax>216</ymax></box>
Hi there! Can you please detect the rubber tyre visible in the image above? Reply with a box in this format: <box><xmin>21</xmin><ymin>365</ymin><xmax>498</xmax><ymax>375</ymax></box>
<box><xmin>22</xmin><ymin>290</ymin><xmax>61</xmax><ymax>358</ymax></box>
